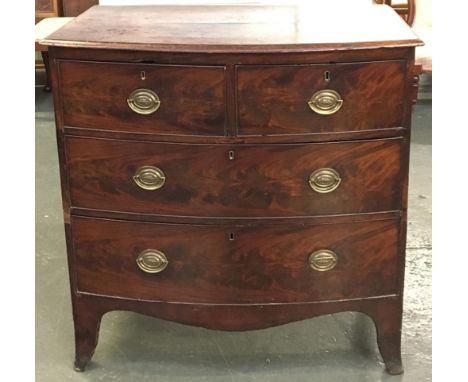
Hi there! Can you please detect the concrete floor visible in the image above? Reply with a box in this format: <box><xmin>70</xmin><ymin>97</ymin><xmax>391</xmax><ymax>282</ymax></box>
<box><xmin>36</xmin><ymin>89</ymin><xmax>432</xmax><ymax>382</ymax></box>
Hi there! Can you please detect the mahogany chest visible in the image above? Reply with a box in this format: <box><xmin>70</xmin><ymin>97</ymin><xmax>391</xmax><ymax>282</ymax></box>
<box><xmin>42</xmin><ymin>4</ymin><xmax>422</xmax><ymax>375</ymax></box>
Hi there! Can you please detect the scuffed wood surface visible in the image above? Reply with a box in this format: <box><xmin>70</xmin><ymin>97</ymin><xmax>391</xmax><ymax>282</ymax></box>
<box><xmin>41</xmin><ymin>4</ymin><xmax>422</xmax><ymax>52</ymax></box>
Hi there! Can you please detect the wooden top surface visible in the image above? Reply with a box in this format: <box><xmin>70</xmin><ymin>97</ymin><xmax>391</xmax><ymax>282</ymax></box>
<box><xmin>41</xmin><ymin>4</ymin><xmax>423</xmax><ymax>53</ymax></box>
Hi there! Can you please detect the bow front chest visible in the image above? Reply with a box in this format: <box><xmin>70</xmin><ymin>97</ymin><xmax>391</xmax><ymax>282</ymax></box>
<box><xmin>42</xmin><ymin>3</ymin><xmax>422</xmax><ymax>375</ymax></box>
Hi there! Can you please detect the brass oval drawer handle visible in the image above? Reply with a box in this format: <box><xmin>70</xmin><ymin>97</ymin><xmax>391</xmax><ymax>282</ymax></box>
<box><xmin>309</xmin><ymin>250</ymin><xmax>338</xmax><ymax>272</ymax></box>
<box><xmin>308</xmin><ymin>89</ymin><xmax>343</xmax><ymax>115</ymax></box>
<box><xmin>309</xmin><ymin>168</ymin><xmax>341</xmax><ymax>193</ymax></box>
<box><xmin>127</xmin><ymin>88</ymin><xmax>161</xmax><ymax>115</ymax></box>
<box><xmin>133</xmin><ymin>166</ymin><xmax>166</xmax><ymax>190</ymax></box>
<box><xmin>136</xmin><ymin>249</ymin><xmax>168</xmax><ymax>274</ymax></box>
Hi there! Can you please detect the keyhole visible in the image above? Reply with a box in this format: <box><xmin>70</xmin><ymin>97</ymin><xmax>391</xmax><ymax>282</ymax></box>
<box><xmin>228</xmin><ymin>150</ymin><xmax>235</xmax><ymax>160</ymax></box>
<box><xmin>324</xmin><ymin>71</ymin><xmax>331</xmax><ymax>82</ymax></box>
<box><xmin>140</xmin><ymin>71</ymin><xmax>146</xmax><ymax>80</ymax></box>
<box><xmin>229</xmin><ymin>232</ymin><xmax>235</xmax><ymax>241</ymax></box>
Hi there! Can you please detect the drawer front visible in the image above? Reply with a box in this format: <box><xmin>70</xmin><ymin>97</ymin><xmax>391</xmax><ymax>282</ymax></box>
<box><xmin>72</xmin><ymin>217</ymin><xmax>400</xmax><ymax>304</ymax></box>
<box><xmin>59</xmin><ymin>61</ymin><xmax>226</xmax><ymax>136</ymax></box>
<box><xmin>66</xmin><ymin>137</ymin><xmax>402</xmax><ymax>217</ymax></box>
<box><xmin>237</xmin><ymin>61</ymin><xmax>406</xmax><ymax>136</ymax></box>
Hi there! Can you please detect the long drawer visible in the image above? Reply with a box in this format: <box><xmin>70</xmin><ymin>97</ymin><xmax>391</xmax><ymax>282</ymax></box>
<box><xmin>72</xmin><ymin>216</ymin><xmax>400</xmax><ymax>304</ymax></box>
<box><xmin>66</xmin><ymin>136</ymin><xmax>403</xmax><ymax>217</ymax></box>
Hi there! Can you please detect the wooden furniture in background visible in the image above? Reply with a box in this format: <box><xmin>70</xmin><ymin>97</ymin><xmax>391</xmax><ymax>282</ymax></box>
<box><xmin>377</xmin><ymin>0</ymin><xmax>416</xmax><ymax>26</ymax></box>
<box><xmin>62</xmin><ymin>0</ymin><xmax>98</xmax><ymax>16</ymax></box>
<box><xmin>36</xmin><ymin>0</ymin><xmax>97</xmax><ymax>90</ymax></box>
<box><xmin>376</xmin><ymin>0</ymin><xmax>431</xmax><ymax>74</ymax></box>
<box><xmin>35</xmin><ymin>0</ymin><xmax>62</xmax><ymax>91</ymax></box>
<box><xmin>40</xmin><ymin>4</ymin><xmax>422</xmax><ymax>375</ymax></box>
<box><xmin>35</xmin><ymin>18</ymin><xmax>73</xmax><ymax>91</ymax></box>
<box><xmin>36</xmin><ymin>0</ymin><xmax>61</xmax><ymax>21</ymax></box>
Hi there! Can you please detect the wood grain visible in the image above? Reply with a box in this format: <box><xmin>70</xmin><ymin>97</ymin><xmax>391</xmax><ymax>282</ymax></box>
<box><xmin>64</xmin><ymin>125</ymin><xmax>406</xmax><ymax>145</ymax></box>
<box><xmin>45</xmin><ymin>12</ymin><xmax>418</xmax><ymax>373</ymax></box>
<box><xmin>41</xmin><ymin>5</ymin><xmax>422</xmax><ymax>52</ymax></box>
<box><xmin>59</xmin><ymin>61</ymin><xmax>226</xmax><ymax>136</ymax></box>
<box><xmin>50</xmin><ymin>45</ymin><xmax>412</xmax><ymax>65</ymax></box>
<box><xmin>237</xmin><ymin>61</ymin><xmax>406</xmax><ymax>135</ymax></box>
<box><xmin>72</xmin><ymin>292</ymin><xmax>403</xmax><ymax>374</ymax></box>
<box><xmin>65</xmin><ymin>137</ymin><xmax>403</xmax><ymax>217</ymax></box>
<box><xmin>72</xmin><ymin>216</ymin><xmax>400</xmax><ymax>304</ymax></box>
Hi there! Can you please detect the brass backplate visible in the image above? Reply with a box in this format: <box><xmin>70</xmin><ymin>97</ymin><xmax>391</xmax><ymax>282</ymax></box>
<box><xmin>136</xmin><ymin>249</ymin><xmax>168</xmax><ymax>274</ymax></box>
<box><xmin>309</xmin><ymin>168</ymin><xmax>341</xmax><ymax>193</ymax></box>
<box><xmin>133</xmin><ymin>166</ymin><xmax>166</xmax><ymax>190</ymax></box>
<box><xmin>127</xmin><ymin>88</ymin><xmax>161</xmax><ymax>115</ymax></box>
<box><xmin>308</xmin><ymin>89</ymin><xmax>343</xmax><ymax>115</ymax></box>
<box><xmin>309</xmin><ymin>250</ymin><xmax>338</xmax><ymax>272</ymax></box>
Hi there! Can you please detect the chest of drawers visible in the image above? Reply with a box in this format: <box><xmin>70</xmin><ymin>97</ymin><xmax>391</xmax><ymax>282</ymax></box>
<box><xmin>42</xmin><ymin>3</ymin><xmax>422</xmax><ymax>375</ymax></box>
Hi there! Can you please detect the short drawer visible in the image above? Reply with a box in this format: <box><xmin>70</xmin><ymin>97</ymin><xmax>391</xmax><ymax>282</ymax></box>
<box><xmin>58</xmin><ymin>61</ymin><xmax>226</xmax><ymax>136</ymax></box>
<box><xmin>72</xmin><ymin>216</ymin><xmax>400</xmax><ymax>304</ymax></box>
<box><xmin>66</xmin><ymin>136</ymin><xmax>403</xmax><ymax>217</ymax></box>
<box><xmin>237</xmin><ymin>60</ymin><xmax>406</xmax><ymax>136</ymax></box>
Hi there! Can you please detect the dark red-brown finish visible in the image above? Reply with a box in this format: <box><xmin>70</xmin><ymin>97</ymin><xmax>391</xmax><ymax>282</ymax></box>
<box><xmin>43</xmin><ymin>5</ymin><xmax>423</xmax><ymax>52</ymax></box>
<box><xmin>59</xmin><ymin>61</ymin><xmax>226</xmax><ymax>136</ymax></box>
<box><xmin>72</xmin><ymin>216</ymin><xmax>400</xmax><ymax>304</ymax></box>
<box><xmin>44</xmin><ymin>4</ymin><xmax>422</xmax><ymax>376</ymax></box>
<box><xmin>66</xmin><ymin>136</ymin><xmax>402</xmax><ymax>217</ymax></box>
<box><xmin>72</xmin><ymin>293</ymin><xmax>403</xmax><ymax>374</ymax></box>
<box><xmin>237</xmin><ymin>61</ymin><xmax>406</xmax><ymax>136</ymax></box>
